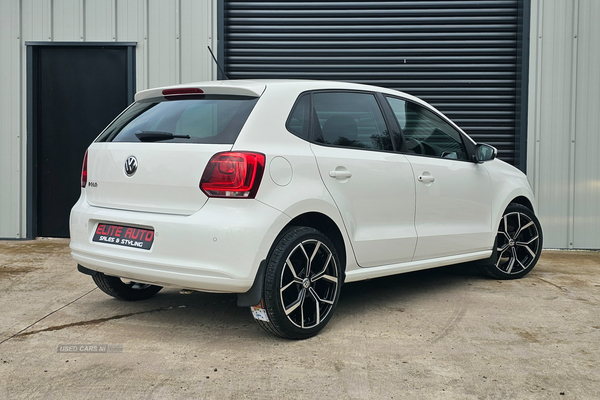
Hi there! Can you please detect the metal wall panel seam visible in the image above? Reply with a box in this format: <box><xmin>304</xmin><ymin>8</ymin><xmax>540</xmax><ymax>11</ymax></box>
<box><xmin>112</xmin><ymin>0</ymin><xmax>116</xmax><ymax>40</ymax></box>
<box><xmin>47</xmin><ymin>0</ymin><xmax>52</xmax><ymax>40</ymax></box>
<box><xmin>136</xmin><ymin>0</ymin><xmax>144</xmax><ymax>91</ymax></box>
<box><xmin>567</xmin><ymin>0</ymin><xmax>579</xmax><ymax>249</ymax></box>
<box><xmin>531</xmin><ymin>0</ymin><xmax>542</xmax><ymax>203</ymax></box>
<box><xmin>19</xmin><ymin>0</ymin><xmax>24</xmax><ymax>238</ymax></box>
<box><xmin>21</xmin><ymin>0</ymin><xmax>30</xmax><ymax>238</ymax></box>
<box><xmin>175</xmin><ymin>0</ymin><xmax>181</xmax><ymax>84</ymax></box>
<box><xmin>210</xmin><ymin>0</ymin><xmax>216</xmax><ymax>79</ymax></box>
<box><xmin>144</xmin><ymin>0</ymin><xmax>148</xmax><ymax>89</ymax></box>
<box><xmin>80</xmin><ymin>0</ymin><xmax>85</xmax><ymax>40</ymax></box>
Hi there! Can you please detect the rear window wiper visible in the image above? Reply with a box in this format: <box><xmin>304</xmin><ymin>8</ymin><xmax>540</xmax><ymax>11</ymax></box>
<box><xmin>135</xmin><ymin>131</ymin><xmax>191</xmax><ymax>142</ymax></box>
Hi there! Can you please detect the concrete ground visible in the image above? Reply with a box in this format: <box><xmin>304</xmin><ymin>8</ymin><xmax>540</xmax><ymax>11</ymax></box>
<box><xmin>0</xmin><ymin>239</ymin><xmax>598</xmax><ymax>399</ymax></box>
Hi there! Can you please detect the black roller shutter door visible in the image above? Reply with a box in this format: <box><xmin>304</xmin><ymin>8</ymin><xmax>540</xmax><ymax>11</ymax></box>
<box><xmin>224</xmin><ymin>0</ymin><xmax>526</xmax><ymax>166</ymax></box>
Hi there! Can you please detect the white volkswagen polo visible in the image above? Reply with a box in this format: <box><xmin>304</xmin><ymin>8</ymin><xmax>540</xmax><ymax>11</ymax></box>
<box><xmin>70</xmin><ymin>80</ymin><xmax>543</xmax><ymax>339</ymax></box>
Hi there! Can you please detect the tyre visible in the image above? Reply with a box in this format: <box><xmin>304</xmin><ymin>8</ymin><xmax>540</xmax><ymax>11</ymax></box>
<box><xmin>254</xmin><ymin>227</ymin><xmax>342</xmax><ymax>339</ymax></box>
<box><xmin>92</xmin><ymin>272</ymin><xmax>163</xmax><ymax>301</ymax></box>
<box><xmin>481</xmin><ymin>203</ymin><xmax>543</xmax><ymax>279</ymax></box>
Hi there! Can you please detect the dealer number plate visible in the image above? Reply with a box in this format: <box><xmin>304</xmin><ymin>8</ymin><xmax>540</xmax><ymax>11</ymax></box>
<box><xmin>93</xmin><ymin>224</ymin><xmax>154</xmax><ymax>250</ymax></box>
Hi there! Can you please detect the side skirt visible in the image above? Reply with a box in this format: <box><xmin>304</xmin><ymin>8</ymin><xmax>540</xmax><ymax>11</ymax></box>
<box><xmin>344</xmin><ymin>250</ymin><xmax>492</xmax><ymax>283</ymax></box>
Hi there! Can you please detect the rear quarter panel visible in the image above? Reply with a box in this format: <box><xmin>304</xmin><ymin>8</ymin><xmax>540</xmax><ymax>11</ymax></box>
<box><xmin>232</xmin><ymin>84</ymin><xmax>360</xmax><ymax>274</ymax></box>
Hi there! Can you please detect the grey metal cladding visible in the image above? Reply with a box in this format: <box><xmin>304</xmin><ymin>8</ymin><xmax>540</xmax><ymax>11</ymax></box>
<box><xmin>225</xmin><ymin>0</ymin><xmax>522</xmax><ymax>165</ymax></box>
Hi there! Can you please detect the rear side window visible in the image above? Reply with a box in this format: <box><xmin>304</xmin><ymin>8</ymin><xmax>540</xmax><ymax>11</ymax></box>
<box><xmin>312</xmin><ymin>92</ymin><xmax>392</xmax><ymax>151</ymax></box>
<box><xmin>286</xmin><ymin>94</ymin><xmax>310</xmax><ymax>140</ymax></box>
<box><xmin>96</xmin><ymin>95</ymin><xmax>258</xmax><ymax>144</ymax></box>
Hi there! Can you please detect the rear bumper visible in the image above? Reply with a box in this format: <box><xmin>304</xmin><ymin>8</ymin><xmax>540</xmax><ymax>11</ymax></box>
<box><xmin>69</xmin><ymin>193</ymin><xmax>290</xmax><ymax>293</ymax></box>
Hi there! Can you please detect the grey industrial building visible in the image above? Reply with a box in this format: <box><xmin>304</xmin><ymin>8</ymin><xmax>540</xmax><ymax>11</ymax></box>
<box><xmin>0</xmin><ymin>0</ymin><xmax>598</xmax><ymax>249</ymax></box>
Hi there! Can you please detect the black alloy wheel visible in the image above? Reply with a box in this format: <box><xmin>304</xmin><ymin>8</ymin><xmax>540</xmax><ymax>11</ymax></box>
<box><xmin>255</xmin><ymin>226</ymin><xmax>342</xmax><ymax>339</ymax></box>
<box><xmin>481</xmin><ymin>203</ymin><xmax>543</xmax><ymax>279</ymax></box>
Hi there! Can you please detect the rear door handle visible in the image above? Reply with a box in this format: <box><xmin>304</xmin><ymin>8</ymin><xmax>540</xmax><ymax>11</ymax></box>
<box><xmin>329</xmin><ymin>170</ymin><xmax>352</xmax><ymax>179</ymax></box>
<box><xmin>418</xmin><ymin>174</ymin><xmax>435</xmax><ymax>183</ymax></box>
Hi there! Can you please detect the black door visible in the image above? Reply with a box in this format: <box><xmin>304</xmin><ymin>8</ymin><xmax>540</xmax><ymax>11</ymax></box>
<box><xmin>29</xmin><ymin>44</ymin><xmax>134</xmax><ymax>238</ymax></box>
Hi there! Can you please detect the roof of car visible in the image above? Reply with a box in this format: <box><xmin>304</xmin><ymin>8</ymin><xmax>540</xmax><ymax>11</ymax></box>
<box><xmin>134</xmin><ymin>79</ymin><xmax>425</xmax><ymax>106</ymax></box>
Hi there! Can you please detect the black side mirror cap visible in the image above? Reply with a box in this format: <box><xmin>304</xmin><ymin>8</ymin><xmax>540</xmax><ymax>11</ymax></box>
<box><xmin>475</xmin><ymin>143</ymin><xmax>497</xmax><ymax>163</ymax></box>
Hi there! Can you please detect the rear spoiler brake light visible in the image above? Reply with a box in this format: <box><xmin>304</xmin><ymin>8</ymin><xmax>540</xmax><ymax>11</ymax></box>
<box><xmin>162</xmin><ymin>88</ymin><xmax>204</xmax><ymax>96</ymax></box>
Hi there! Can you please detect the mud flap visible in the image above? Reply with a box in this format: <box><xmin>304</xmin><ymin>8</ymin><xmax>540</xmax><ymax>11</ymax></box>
<box><xmin>236</xmin><ymin>260</ymin><xmax>266</xmax><ymax>307</ymax></box>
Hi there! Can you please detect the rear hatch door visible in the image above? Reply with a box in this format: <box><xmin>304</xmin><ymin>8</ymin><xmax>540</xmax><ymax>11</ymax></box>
<box><xmin>87</xmin><ymin>143</ymin><xmax>231</xmax><ymax>215</ymax></box>
<box><xmin>85</xmin><ymin>88</ymin><xmax>260</xmax><ymax>215</ymax></box>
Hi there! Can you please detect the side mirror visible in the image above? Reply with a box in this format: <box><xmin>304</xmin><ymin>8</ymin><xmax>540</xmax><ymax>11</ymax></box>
<box><xmin>475</xmin><ymin>143</ymin><xmax>497</xmax><ymax>163</ymax></box>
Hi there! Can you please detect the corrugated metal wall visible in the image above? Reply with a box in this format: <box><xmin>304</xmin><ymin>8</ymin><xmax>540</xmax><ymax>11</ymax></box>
<box><xmin>224</xmin><ymin>0</ymin><xmax>525</xmax><ymax>166</ymax></box>
<box><xmin>0</xmin><ymin>0</ymin><xmax>217</xmax><ymax>239</ymax></box>
<box><xmin>528</xmin><ymin>0</ymin><xmax>600</xmax><ymax>249</ymax></box>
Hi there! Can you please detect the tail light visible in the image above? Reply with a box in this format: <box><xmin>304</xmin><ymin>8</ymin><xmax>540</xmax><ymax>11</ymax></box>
<box><xmin>200</xmin><ymin>152</ymin><xmax>265</xmax><ymax>198</ymax></box>
<box><xmin>80</xmin><ymin>150</ymin><xmax>88</xmax><ymax>188</ymax></box>
<box><xmin>162</xmin><ymin>88</ymin><xmax>204</xmax><ymax>96</ymax></box>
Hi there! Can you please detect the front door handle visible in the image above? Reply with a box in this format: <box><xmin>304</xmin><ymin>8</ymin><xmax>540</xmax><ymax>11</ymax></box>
<box><xmin>329</xmin><ymin>170</ymin><xmax>352</xmax><ymax>179</ymax></box>
<box><xmin>418</xmin><ymin>174</ymin><xmax>435</xmax><ymax>183</ymax></box>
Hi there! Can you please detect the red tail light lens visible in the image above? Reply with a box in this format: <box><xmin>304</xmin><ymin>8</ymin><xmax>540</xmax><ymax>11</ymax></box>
<box><xmin>162</xmin><ymin>88</ymin><xmax>204</xmax><ymax>96</ymax></box>
<box><xmin>80</xmin><ymin>150</ymin><xmax>88</xmax><ymax>188</ymax></box>
<box><xmin>200</xmin><ymin>152</ymin><xmax>265</xmax><ymax>198</ymax></box>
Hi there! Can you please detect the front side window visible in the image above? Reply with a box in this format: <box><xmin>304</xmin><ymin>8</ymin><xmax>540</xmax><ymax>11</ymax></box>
<box><xmin>96</xmin><ymin>95</ymin><xmax>258</xmax><ymax>144</ymax></box>
<box><xmin>312</xmin><ymin>92</ymin><xmax>393</xmax><ymax>151</ymax></box>
<box><xmin>386</xmin><ymin>96</ymin><xmax>468</xmax><ymax>161</ymax></box>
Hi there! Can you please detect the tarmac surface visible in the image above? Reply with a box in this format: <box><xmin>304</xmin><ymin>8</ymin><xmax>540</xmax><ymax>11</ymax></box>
<box><xmin>0</xmin><ymin>239</ymin><xmax>599</xmax><ymax>399</ymax></box>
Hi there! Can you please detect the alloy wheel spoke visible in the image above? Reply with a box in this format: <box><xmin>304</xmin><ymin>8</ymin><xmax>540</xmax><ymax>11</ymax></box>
<box><xmin>515</xmin><ymin>256</ymin><xmax>527</xmax><ymax>271</ymax></box>
<box><xmin>517</xmin><ymin>235</ymin><xmax>539</xmax><ymax>246</ymax></box>
<box><xmin>495</xmin><ymin>256</ymin><xmax>502</xmax><ymax>268</ymax></box>
<box><xmin>514</xmin><ymin>212</ymin><xmax>521</xmax><ymax>239</ymax></box>
<box><xmin>300</xmin><ymin>291</ymin><xmax>306</xmax><ymax>328</ymax></box>
<box><xmin>309</xmin><ymin>286</ymin><xmax>334</xmax><ymax>305</ymax></box>
<box><xmin>503</xmin><ymin>214</ymin><xmax>510</xmax><ymax>237</ymax></box>
<box><xmin>517</xmin><ymin>243</ymin><xmax>537</xmax><ymax>258</ymax></box>
<box><xmin>515</xmin><ymin>220</ymin><xmax>534</xmax><ymax>238</ymax></box>
<box><xmin>314</xmin><ymin>274</ymin><xmax>338</xmax><ymax>284</ymax></box>
<box><xmin>311</xmin><ymin>252</ymin><xmax>332</xmax><ymax>280</ymax></box>
<box><xmin>299</xmin><ymin>243</ymin><xmax>310</xmax><ymax>273</ymax></box>
<box><xmin>497</xmin><ymin>245</ymin><xmax>510</xmax><ymax>260</ymax></box>
<box><xmin>280</xmin><ymin>279</ymin><xmax>300</xmax><ymax>294</ymax></box>
<box><xmin>306</xmin><ymin>241</ymin><xmax>322</xmax><ymax>277</ymax></box>
<box><xmin>285</xmin><ymin>258</ymin><xmax>301</xmax><ymax>280</ymax></box>
<box><xmin>497</xmin><ymin>243</ymin><xmax>510</xmax><ymax>253</ymax></box>
<box><xmin>285</xmin><ymin>288</ymin><xmax>306</xmax><ymax>316</ymax></box>
<box><xmin>308</xmin><ymin>287</ymin><xmax>321</xmax><ymax>326</ymax></box>
<box><xmin>505</xmin><ymin>249</ymin><xmax>517</xmax><ymax>273</ymax></box>
<box><xmin>495</xmin><ymin>248</ymin><xmax>509</xmax><ymax>268</ymax></box>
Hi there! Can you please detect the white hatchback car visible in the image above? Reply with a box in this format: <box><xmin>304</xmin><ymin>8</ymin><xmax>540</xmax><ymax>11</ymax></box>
<box><xmin>70</xmin><ymin>80</ymin><xmax>543</xmax><ymax>339</ymax></box>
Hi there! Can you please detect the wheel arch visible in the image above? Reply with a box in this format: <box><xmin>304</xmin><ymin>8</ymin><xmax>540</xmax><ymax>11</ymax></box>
<box><xmin>509</xmin><ymin>195</ymin><xmax>534</xmax><ymax>212</ymax></box>
<box><xmin>490</xmin><ymin>189</ymin><xmax>538</xmax><ymax>251</ymax></box>
<box><xmin>239</xmin><ymin>210</ymin><xmax>350</xmax><ymax>307</ymax></box>
<box><xmin>283</xmin><ymin>212</ymin><xmax>348</xmax><ymax>281</ymax></box>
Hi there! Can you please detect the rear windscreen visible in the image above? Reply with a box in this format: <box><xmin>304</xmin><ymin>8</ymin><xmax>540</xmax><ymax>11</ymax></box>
<box><xmin>96</xmin><ymin>95</ymin><xmax>259</xmax><ymax>144</ymax></box>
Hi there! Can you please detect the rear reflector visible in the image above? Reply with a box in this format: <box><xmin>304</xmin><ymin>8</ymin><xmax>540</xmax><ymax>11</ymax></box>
<box><xmin>162</xmin><ymin>88</ymin><xmax>204</xmax><ymax>96</ymax></box>
<box><xmin>80</xmin><ymin>149</ymin><xmax>88</xmax><ymax>188</ymax></box>
<box><xmin>200</xmin><ymin>152</ymin><xmax>265</xmax><ymax>198</ymax></box>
